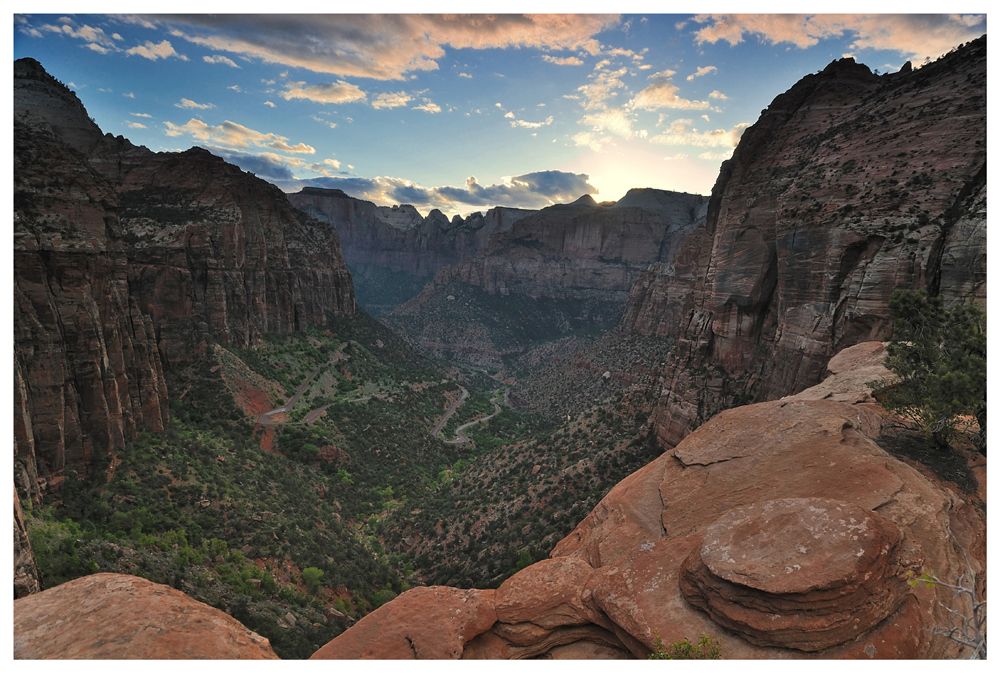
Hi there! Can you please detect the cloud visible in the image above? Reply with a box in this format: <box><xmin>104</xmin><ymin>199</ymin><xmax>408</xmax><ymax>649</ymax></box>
<box><xmin>663</xmin><ymin>153</ymin><xmax>688</xmax><ymax>161</ymax></box>
<box><xmin>371</xmin><ymin>91</ymin><xmax>412</xmax><ymax>109</ymax></box>
<box><xmin>126</xmin><ymin>121</ymin><xmax>146</xmax><ymax>129</ymax></box>
<box><xmin>131</xmin><ymin>112</ymin><xmax>152</xmax><ymax>118</ymax></box>
<box><xmin>175</xmin><ymin>98</ymin><xmax>214</xmax><ymax>110</ymax></box>
<box><xmin>630</xmin><ymin>70</ymin><xmax>711</xmax><ymax>111</ymax></box>
<box><xmin>510</xmin><ymin>115</ymin><xmax>553</xmax><ymax>129</ymax></box>
<box><xmin>686</xmin><ymin>65</ymin><xmax>717</xmax><ymax>81</ymax></box>
<box><xmin>577</xmin><ymin>66</ymin><xmax>628</xmax><ymax>110</ymax></box>
<box><xmin>123</xmin><ymin>92</ymin><xmax>135</xmax><ymax>98</ymax></box>
<box><xmin>228</xmin><ymin>85</ymin><xmax>241</xmax><ymax>92</ymax></box>
<box><xmin>709</xmin><ymin>90</ymin><xmax>727</xmax><ymax>100</ymax></box>
<box><xmin>204</xmin><ymin>54</ymin><xmax>240</xmax><ymax>68</ymax></box>
<box><xmin>543</xmin><ymin>55</ymin><xmax>585</xmax><ymax>66</ymax></box>
<box><xmin>504</xmin><ymin>111</ymin><xmax>515</xmax><ymax>118</ymax></box>
<box><xmin>648</xmin><ymin>119</ymin><xmax>750</xmax><ymax>148</ymax></box>
<box><xmin>281</xmin><ymin>80</ymin><xmax>367</xmax><ymax>104</ymax></box>
<box><xmin>38</xmin><ymin>19</ymin><xmax>119</xmax><ymax>51</ymax></box>
<box><xmin>414</xmin><ymin>101</ymin><xmax>442</xmax><ymax>113</ymax></box>
<box><xmin>458</xmin><ymin>72</ymin><xmax>473</xmax><ymax>78</ymax></box>
<box><xmin>211</xmin><ymin>148</ymin><xmax>298</xmax><ymax>181</ymax></box>
<box><xmin>579</xmin><ymin>108</ymin><xmax>635</xmax><ymax>138</ymax></box>
<box><xmin>691</xmin><ymin>14</ymin><xmax>986</xmax><ymax>62</ymax></box>
<box><xmin>153</xmin><ymin>14</ymin><xmax>619</xmax><ymax>81</ymax></box>
<box><xmin>164</xmin><ymin>118</ymin><xmax>316</xmax><ymax>154</ymax></box>
<box><xmin>572</xmin><ymin>131</ymin><xmax>612</xmax><ymax>152</ymax></box>
<box><xmin>264</xmin><ymin>101</ymin><xmax>276</xmax><ymax>108</ymax></box>
<box><xmin>126</xmin><ymin>39</ymin><xmax>187</xmax><ymax>61</ymax></box>
<box><xmin>293</xmin><ymin>169</ymin><xmax>598</xmax><ymax>213</ymax></box>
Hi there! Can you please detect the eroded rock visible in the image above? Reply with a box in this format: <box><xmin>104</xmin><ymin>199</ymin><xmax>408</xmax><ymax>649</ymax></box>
<box><xmin>13</xmin><ymin>573</ymin><xmax>278</xmax><ymax>659</ymax></box>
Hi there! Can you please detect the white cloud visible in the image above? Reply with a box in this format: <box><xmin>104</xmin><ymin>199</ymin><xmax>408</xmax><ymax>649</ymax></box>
<box><xmin>709</xmin><ymin>90</ymin><xmax>727</xmax><ymax>100</ymax></box>
<box><xmin>698</xmin><ymin>150</ymin><xmax>735</xmax><ymax>161</ymax></box>
<box><xmin>126</xmin><ymin>121</ymin><xmax>147</xmax><ymax>129</ymax></box>
<box><xmin>311</xmin><ymin>115</ymin><xmax>336</xmax><ymax>128</ymax></box>
<box><xmin>458</xmin><ymin>72</ymin><xmax>473</xmax><ymax>78</ymax></box>
<box><xmin>126</xmin><ymin>39</ymin><xmax>188</xmax><ymax>61</ymax></box>
<box><xmin>691</xmin><ymin>14</ymin><xmax>985</xmax><ymax>63</ymax></box>
<box><xmin>663</xmin><ymin>153</ymin><xmax>688</xmax><ymax>161</ymax></box>
<box><xmin>577</xmin><ymin>66</ymin><xmax>628</xmax><ymax>110</ymax></box>
<box><xmin>630</xmin><ymin>71</ymin><xmax>711</xmax><ymax>111</ymax></box>
<box><xmin>281</xmin><ymin>81</ymin><xmax>367</xmax><ymax>104</ymax></box>
<box><xmin>175</xmin><ymin>98</ymin><xmax>215</xmax><ymax>110</ymax></box>
<box><xmin>648</xmin><ymin>119</ymin><xmax>750</xmax><ymax>148</ymax></box>
<box><xmin>228</xmin><ymin>85</ymin><xmax>241</xmax><ymax>92</ymax></box>
<box><xmin>414</xmin><ymin>101</ymin><xmax>442</xmax><ymax>113</ymax></box>
<box><xmin>123</xmin><ymin>92</ymin><xmax>135</xmax><ymax>99</ymax></box>
<box><xmin>579</xmin><ymin>108</ymin><xmax>635</xmax><ymax>139</ymax></box>
<box><xmin>686</xmin><ymin>65</ymin><xmax>717</xmax><ymax>81</ymax></box>
<box><xmin>504</xmin><ymin>111</ymin><xmax>515</xmax><ymax>119</ymax></box>
<box><xmin>164</xmin><ymin>118</ymin><xmax>316</xmax><ymax>154</ymax></box>
<box><xmin>572</xmin><ymin>131</ymin><xmax>612</xmax><ymax>152</ymax></box>
<box><xmin>543</xmin><ymin>54</ymin><xmax>584</xmax><ymax>66</ymax></box>
<box><xmin>511</xmin><ymin>115</ymin><xmax>553</xmax><ymax>129</ymax></box>
<box><xmin>131</xmin><ymin>112</ymin><xmax>152</xmax><ymax>118</ymax></box>
<box><xmin>156</xmin><ymin>15</ymin><xmax>618</xmax><ymax>81</ymax></box>
<box><xmin>264</xmin><ymin>101</ymin><xmax>276</xmax><ymax>108</ymax></box>
<box><xmin>204</xmin><ymin>54</ymin><xmax>240</xmax><ymax>68</ymax></box>
<box><xmin>372</xmin><ymin>91</ymin><xmax>412</xmax><ymax>109</ymax></box>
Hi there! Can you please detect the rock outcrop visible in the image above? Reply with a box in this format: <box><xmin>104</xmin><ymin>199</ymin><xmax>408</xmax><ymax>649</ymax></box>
<box><xmin>290</xmin><ymin>186</ymin><xmax>533</xmax><ymax>278</ymax></box>
<box><xmin>385</xmin><ymin>190</ymin><xmax>709</xmax><ymax>368</ymax></box>
<box><xmin>312</xmin><ymin>342</ymin><xmax>986</xmax><ymax>659</ymax></box>
<box><xmin>13</xmin><ymin>573</ymin><xmax>279</xmax><ymax>659</ymax></box>
<box><xmin>617</xmin><ymin>38</ymin><xmax>986</xmax><ymax>448</ymax></box>
<box><xmin>13</xmin><ymin>58</ymin><xmax>354</xmax><ymax>494</ymax></box>
<box><xmin>13</xmin><ymin>495</ymin><xmax>41</xmax><ymax>598</ymax></box>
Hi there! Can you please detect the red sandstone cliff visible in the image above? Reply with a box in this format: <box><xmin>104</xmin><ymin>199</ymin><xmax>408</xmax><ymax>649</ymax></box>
<box><xmin>617</xmin><ymin>38</ymin><xmax>986</xmax><ymax>447</ymax></box>
<box><xmin>13</xmin><ymin>58</ymin><xmax>355</xmax><ymax>504</ymax></box>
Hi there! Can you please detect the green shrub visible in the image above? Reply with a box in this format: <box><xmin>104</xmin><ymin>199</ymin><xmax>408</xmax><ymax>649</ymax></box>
<box><xmin>648</xmin><ymin>632</ymin><xmax>722</xmax><ymax>660</ymax></box>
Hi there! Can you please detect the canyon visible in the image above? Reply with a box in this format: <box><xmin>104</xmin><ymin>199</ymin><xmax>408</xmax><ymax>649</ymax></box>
<box><xmin>12</xmin><ymin>35</ymin><xmax>986</xmax><ymax>662</ymax></box>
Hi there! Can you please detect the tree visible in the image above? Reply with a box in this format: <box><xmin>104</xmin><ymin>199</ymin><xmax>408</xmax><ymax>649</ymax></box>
<box><xmin>301</xmin><ymin>566</ymin><xmax>324</xmax><ymax>594</ymax></box>
<box><xmin>873</xmin><ymin>290</ymin><xmax>986</xmax><ymax>455</ymax></box>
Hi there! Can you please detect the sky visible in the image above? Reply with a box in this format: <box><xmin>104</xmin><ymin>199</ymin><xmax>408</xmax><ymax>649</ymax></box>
<box><xmin>12</xmin><ymin>6</ymin><xmax>988</xmax><ymax>218</ymax></box>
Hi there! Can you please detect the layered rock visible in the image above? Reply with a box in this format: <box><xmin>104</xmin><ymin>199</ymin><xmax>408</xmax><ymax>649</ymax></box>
<box><xmin>13</xmin><ymin>573</ymin><xmax>278</xmax><ymax>659</ymax></box>
<box><xmin>616</xmin><ymin>38</ymin><xmax>986</xmax><ymax>448</ymax></box>
<box><xmin>313</xmin><ymin>342</ymin><xmax>985</xmax><ymax>659</ymax></box>
<box><xmin>385</xmin><ymin>190</ymin><xmax>709</xmax><ymax>368</ymax></box>
<box><xmin>13</xmin><ymin>59</ymin><xmax>355</xmax><ymax>493</ymax></box>
<box><xmin>14</xmin><ymin>495</ymin><xmax>41</xmax><ymax>598</ymax></box>
<box><xmin>679</xmin><ymin>498</ymin><xmax>913</xmax><ymax>652</ymax></box>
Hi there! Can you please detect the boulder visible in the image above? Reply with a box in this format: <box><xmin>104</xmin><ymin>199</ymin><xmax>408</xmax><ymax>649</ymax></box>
<box><xmin>13</xmin><ymin>573</ymin><xmax>278</xmax><ymax>659</ymax></box>
<box><xmin>311</xmin><ymin>586</ymin><xmax>496</xmax><ymax>659</ymax></box>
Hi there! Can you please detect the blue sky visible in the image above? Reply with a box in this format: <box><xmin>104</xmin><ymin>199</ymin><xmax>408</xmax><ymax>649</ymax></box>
<box><xmin>13</xmin><ymin>8</ymin><xmax>987</xmax><ymax>217</ymax></box>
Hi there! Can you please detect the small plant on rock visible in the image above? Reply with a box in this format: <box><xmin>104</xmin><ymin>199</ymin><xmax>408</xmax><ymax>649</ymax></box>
<box><xmin>648</xmin><ymin>630</ymin><xmax>722</xmax><ymax>660</ymax></box>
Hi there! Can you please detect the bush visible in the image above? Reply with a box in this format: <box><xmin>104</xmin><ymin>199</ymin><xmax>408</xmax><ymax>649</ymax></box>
<box><xmin>301</xmin><ymin>566</ymin><xmax>324</xmax><ymax>594</ymax></box>
<box><xmin>872</xmin><ymin>290</ymin><xmax>986</xmax><ymax>454</ymax></box>
<box><xmin>648</xmin><ymin>632</ymin><xmax>721</xmax><ymax>660</ymax></box>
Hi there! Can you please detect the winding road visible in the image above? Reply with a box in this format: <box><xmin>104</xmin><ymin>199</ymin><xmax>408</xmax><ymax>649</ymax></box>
<box><xmin>443</xmin><ymin>402</ymin><xmax>501</xmax><ymax>444</ymax></box>
<box><xmin>431</xmin><ymin>386</ymin><xmax>469</xmax><ymax>437</ymax></box>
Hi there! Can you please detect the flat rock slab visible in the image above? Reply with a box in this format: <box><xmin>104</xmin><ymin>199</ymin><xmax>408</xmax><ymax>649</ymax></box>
<box><xmin>311</xmin><ymin>586</ymin><xmax>496</xmax><ymax>659</ymax></box>
<box><xmin>13</xmin><ymin>573</ymin><xmax>278</xmax><ymax>659</ymax></box>
<box><xmin>680</xmin><ymin>498</ymin><xmax>913</xmax><ymax>652</ymax></box>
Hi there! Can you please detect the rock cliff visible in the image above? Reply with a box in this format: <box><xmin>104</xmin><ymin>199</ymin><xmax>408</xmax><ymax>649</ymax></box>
<box><xmin>13</xmin><ymin>573</ymin><xmax>279</xmax><ymax>659</ymax></box>
<box><xmin>307</xmin><ymin>342</ymin><xmax>986</xmax><ymax>659</ymax></box>
<box><xmin>617</xmin><ymin>38</ymin><xmax>986</xmax><ymax>447</ymax></box>
<box><xmin>13</xmin><ymin>58</ymin><xmax>355</xmax><ymax>497</ymax></box>
<box><xmin>289</xmin><ymin>187</ymin><xmax>532</xmax><ymax>315</ymax></box>
<box><xmin>385</xmin><ymin>190</ymin><xmax>709</xmax><ymax>368</ymax></box>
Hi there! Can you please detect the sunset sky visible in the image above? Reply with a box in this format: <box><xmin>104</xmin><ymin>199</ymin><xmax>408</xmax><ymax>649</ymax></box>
<box><xmin>13</xmin><ymin>7</ymin><xmax>987</xmax><ymax>217</ymax></box>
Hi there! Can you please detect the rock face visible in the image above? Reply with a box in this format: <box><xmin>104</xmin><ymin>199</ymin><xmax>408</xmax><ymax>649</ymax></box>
<box><xmin>311</xmin><ymin>586</ymin><xmax>497</xmax><ymax>659</ymax></box>
<box><xmin>313</xmin><ymin>342</ymin><xmax>985</xmax><ymax>659</ymax></box>
<box><xmin>290</xmin><ymin>187</ymin><xmax>533</xmax><ymax>277</ymax></box>
<box><xmin>617</xmin><ymin>38</ymin><xmax>986</xmax><ymax>448</ymax></box>
<box><xmin>13</xmin><ymin>573</ymin><xmax>279</xmax><ymax>659</ymax></box>
<box><xmin>289</xmin><ymin>187</ymin><xmax>532</xmax><ymax>315</ymax></box>
<box><xmin>13</xmin><ymin>494</ymin><xmax>41</xmax><ymax>598</ymax></box>
<box><xmin>13</xmin><ymin>59</ymin><xmax>354</xmax><ymax>494</ymax></box>
<box><xmin>385</xmin><ymin>190</ymin><xmax>709</xmax><ymax>368</ymax></box>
